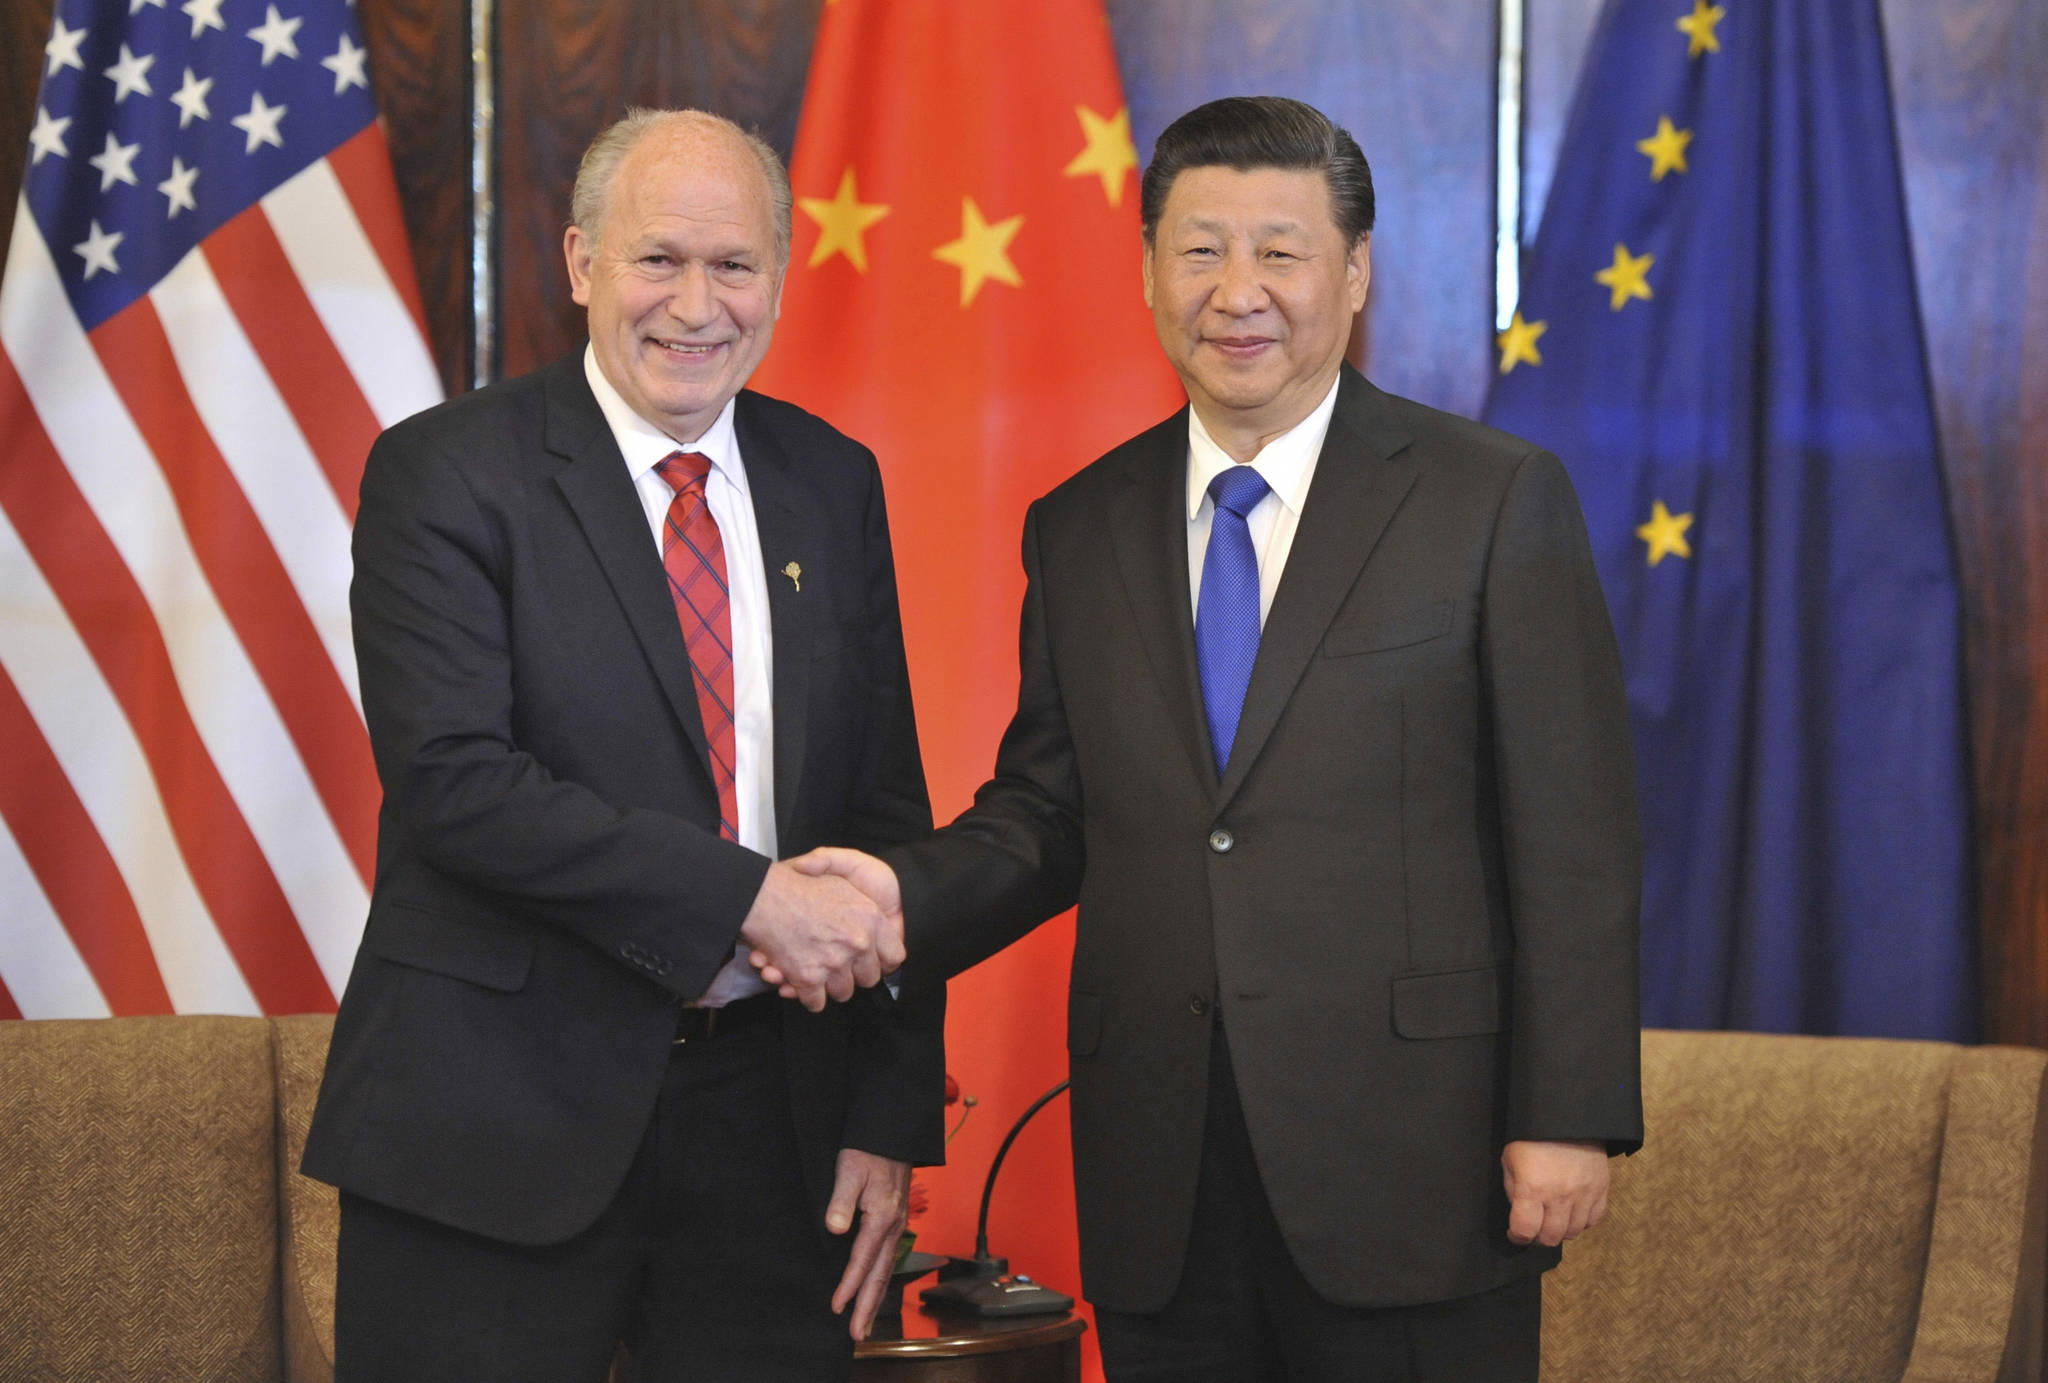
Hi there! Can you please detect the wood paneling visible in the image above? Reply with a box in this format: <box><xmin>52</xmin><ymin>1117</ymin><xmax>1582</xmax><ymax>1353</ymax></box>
<box><xmin>493</xmin><ymin>0</ymin><xmax>822</xmax><ymax>380</ymax></box>
<box><xmin>0</xmin><ymin>0</ymin><xmax>56</xmax><ymax>277</ymax></box>
<box><xmin>357</xmin><ymin>0</ymin><xmax>473</xmax><ymax>398</ymax></box>
<box><xmin>1883</xmin><ymin>0</ymin><xmax>2048</xmax><ymax>1047</ymax></box>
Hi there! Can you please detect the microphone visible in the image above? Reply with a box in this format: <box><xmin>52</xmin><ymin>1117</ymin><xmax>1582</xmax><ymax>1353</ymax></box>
<box><xmin>918</xmin><ymin>1079</ymin><xmax>1076</xmax><ymax>1317</ymax></box>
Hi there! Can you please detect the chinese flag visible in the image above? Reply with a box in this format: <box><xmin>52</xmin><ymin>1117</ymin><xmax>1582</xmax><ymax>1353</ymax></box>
<box><xmin>750</xmin><ymin>1</ymin><xmax>1182</xmax><ymax>1372</ymax></box>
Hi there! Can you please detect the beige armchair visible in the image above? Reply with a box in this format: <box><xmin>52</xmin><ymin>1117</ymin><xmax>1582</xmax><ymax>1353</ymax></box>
<box><xmin>2</xmin><ymin>1017</ymin><xmax>2042</xmax><ymax>1381</ymax></box>
<box><xmin>1544</xmin><ymin>1029</ymin><xmax>2047</xmax><ymax>1382</ymax></box>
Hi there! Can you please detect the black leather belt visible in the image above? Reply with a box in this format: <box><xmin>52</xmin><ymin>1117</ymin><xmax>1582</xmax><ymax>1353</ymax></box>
<box><xmin>673</xmin><ymin>991</ymin><xmax>779</xmax><ymax>1045</ymax></box>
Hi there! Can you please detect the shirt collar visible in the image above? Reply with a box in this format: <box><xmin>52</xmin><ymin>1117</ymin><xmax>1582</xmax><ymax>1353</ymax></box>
<box><xmin>583</xmin><ymin>343</ymin><xmax>749</xmax><ymax>498</ymax></box>
<box><xmin>1184</xmin><ymin>372</ymin><xmax>1341</xmax><ymax>522</ymax></box>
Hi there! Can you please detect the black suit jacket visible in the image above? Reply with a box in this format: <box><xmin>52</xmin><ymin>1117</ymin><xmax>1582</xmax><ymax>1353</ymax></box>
<box><xmin>304</xmin><ymin>353</ymin><xmax>942</xmax><ymax>1245</ymax></box>
<box><xmin>889</xmin><ymin>366</ymin><xmax>1642</xmax><ymax>1312</ymax></box>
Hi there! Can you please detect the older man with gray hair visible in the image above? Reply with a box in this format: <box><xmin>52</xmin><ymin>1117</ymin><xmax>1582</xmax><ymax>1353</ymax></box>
<box><xmin>302</xmin><ymin>108</ymin><xmax>942</xmax><ymax>1381</ymax></box>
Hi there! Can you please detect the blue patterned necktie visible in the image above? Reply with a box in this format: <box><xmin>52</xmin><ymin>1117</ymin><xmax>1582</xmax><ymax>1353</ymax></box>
<box><xmin>1195</xmin><ymin>464</ymin><xmax>1272</xmax><ymax>773</ymax></box>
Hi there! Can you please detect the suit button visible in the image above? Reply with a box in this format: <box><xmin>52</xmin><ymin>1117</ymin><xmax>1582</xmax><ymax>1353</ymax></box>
<box><xmin>1189</xmin><ymin>995</ymin><xmax>1208</xmax><ymax>1017</ymax></box>
<box><xmin>1208</xmin><ymin>828</ymin><xmax>1234</xmax><ymax>854</ymax></box>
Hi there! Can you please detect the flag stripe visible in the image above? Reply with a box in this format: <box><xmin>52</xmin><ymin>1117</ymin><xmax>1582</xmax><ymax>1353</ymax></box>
<box><xmin>0</xmin><ymin>667</ymin><xmax>166</xmax><ymax>1016</ymax></box>
<box><xmin>0</xmin><ymin>247</ymin><xmax>339</xmax><ymax>1009</ymax></box>
<box><xmin>203</xmin><ymin>205</ymin><xmax>379</xmax><ymax>522</ymax></box>
<box><xmin>95</xmin><ymin>293</ymin><xmax>378</xmax><ymax>885</ymax></box>
<box><xmin>266</xmin><ymin>157</ymin><xmax>442</xmax><ymax>431</ymax></box>
<box><xmin>0</xmin><ymin>970</ymin><xmax>22</xmax><ymax>1021</ymax></box>
<box><xmin>0</xmin><ymin>454</ymin><xmax>257</xmax><ymax>1014</ymax></box>
<box><xmin>326</xmin><ymin>123</ymin><xmax>432</xmax><ymax>345</ymax></box>
<box><xmin>147</xmin><ymin>248</ymin><xmax>364</xmax><ymax>712</ymax></box>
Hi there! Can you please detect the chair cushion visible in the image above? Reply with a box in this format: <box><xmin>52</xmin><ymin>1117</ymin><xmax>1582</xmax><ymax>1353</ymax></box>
<box><xmin>0</xmin><ymin>1015</ymin><xmax>281</xmax><ymax>1382</ymax></box>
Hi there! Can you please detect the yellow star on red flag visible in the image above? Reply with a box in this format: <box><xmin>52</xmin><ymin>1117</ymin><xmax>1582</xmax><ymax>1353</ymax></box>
<box><xmin>932</xmin><ymin>197</ymin><xmax>1024</xmax><ymax>306</ymax></box>
<box><xmin>798</xmin><ymin>168</ymin><xmax>890</xmax><ymax>272</ymax></box>
<box><xmin>1063</xmin><ymin>104</ymin><xmax>1138</xmax><ymax>206</ymax></box>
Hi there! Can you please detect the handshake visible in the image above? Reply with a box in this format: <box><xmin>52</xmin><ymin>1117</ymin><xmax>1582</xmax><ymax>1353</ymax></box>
<box><xmin>739</xmin><ymin>847</ymin><xmax>905</xmax><ymax>1012</ymax></box>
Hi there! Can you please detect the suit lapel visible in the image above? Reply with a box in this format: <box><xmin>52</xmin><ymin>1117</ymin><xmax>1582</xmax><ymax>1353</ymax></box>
<box><xmin>734</xmin><ymin>394</ymin><xmax>818</xmax><ymax>845</ymax></box>
<box><xmin>1108</xmin><ymin>409</ymin><xmax>1220</xmax><ymax>795</ymax></box>
<box><xmin>546</xmin><ymin>357</ymin><xmax>717</xmax><ymax>783</ymax></box>
<box><xmin>1216</xmin><ymin>369</ymin><xmax>1418</xmax><ymax>807</ymax></box>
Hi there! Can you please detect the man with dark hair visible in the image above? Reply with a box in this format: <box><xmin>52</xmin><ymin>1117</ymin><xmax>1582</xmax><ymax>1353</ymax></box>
<box><xmin>303</xmin><ymin>109</ymin><xmax>942</xmax><ymax>1382</ymax></box>
<box><xmin>791</xmin><ymin>95</ymin><xmax>1642</xmax><ymax>1379</ymax></box>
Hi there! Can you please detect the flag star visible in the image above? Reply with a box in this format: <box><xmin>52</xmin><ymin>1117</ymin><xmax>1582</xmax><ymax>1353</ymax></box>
<box><xmin>158</xmin><ymin>156</ymin><xmax>200</xmax><ymax>218</ymax></box>
<box><xmin>932</xmin><ymin>197</ymin><xmax>1025</xmax><ymax>307</ymax></box>
<box><xmin>1063</xmin><ymin>104</ymin><xmax>1138</xmax><ymax>207</ymax></box>
<box><xmin>321</xmin><ymin>33</ymin><xmax>369</xmax><ymax>93</ymax></box>
<box><xmin>45</xmin><ymin>17</ymin><xmax>87</xmax><ymax>76</ymax></box>
<box><xmin>1677</xmin><ymin>0</ymin><xmax>1725</xmax><ymax>58</ymax></box>
<box><xmin>1495</xmin><ymin>312</ymin><xmax>1547</xmax><ymax>374</ymax></box>
<box><xmin>1636</xmin><ymin>501</ymin><xmax>1694</xmax><ymax>566</ymax></box>
<box><xmin>1596</xmin><ymin>242</ymin><xmax>1655</xmax><ymax>311</ymax></box>
<box><xmin>73</xmin><ymin>220</ymin><xmax>124</xmax><ymax>280</ymax></box>
<box><xmin>103</xmin><ymin>43</ymin><xmax>157</xmax><ymax>103</ymax></box>
<box><xmin>247</xmin><ymin>4</ymin><xmax>304</xmax><ymax>65</ymax></box>
<box><xmin>88</xmin><ymin>131</ymin><xmax>143</xmax><ymax>191</ymax></box>
<box><xmin>171</xmin><ymin>67</ymin><xmax>213</xmax><ymax>127</ymax></box>
<box><xmin>1637</xmin><ymin>116</ymin><xmax>1694</xmax><ymax>181</ymax></box>
<box><xmin>130</xmin><ymin>0</ymin><xmax>166</xmax><ymax>12</ymax></box>
<box><xmin>182</xmin><ymin>0</ymin><xmax>226</xmax><ymax>37</ymax></box>
<box><xmin>231</xmin><ymin>90</ymin><xmax>288</xmax><ymax>152</ymax></box>
<box><xmin>28</xmin><ymin>107</ymin><xmax>72</xmax><ymax>166</ymax></box>
<box><xmin>798</xmin><ymin>168</ymin><xmax>890</xmax><ymax>272</ymax></box>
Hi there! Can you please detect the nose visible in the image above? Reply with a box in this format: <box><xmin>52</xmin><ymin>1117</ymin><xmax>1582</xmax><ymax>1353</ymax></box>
<box><xmin>665</xmin><ymin>263</ymin><xmax>718</xmax><ymax>328</ymax></box>
<box><xmin>1212</xmin><ymin>247</ymin><xmax>1268</xmax><ymax>316</ymax></box>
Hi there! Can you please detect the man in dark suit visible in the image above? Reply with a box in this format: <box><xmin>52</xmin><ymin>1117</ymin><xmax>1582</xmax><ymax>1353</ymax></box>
<box><xmin>302</xmin><ymin>109</ymin><xmax>942</xmax><ymax>1382</ymax></box>
<box><xmin>789</xmin><ymin>97</ymin><xmax>1642</xmax><ymax>1380</ymax></box>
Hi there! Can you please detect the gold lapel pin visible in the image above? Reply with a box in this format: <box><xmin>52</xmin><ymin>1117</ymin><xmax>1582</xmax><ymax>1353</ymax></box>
<box><xmin>781</xmin><ymin>561</ymin><xmax>802</xmax><ymax>592</ymax></box>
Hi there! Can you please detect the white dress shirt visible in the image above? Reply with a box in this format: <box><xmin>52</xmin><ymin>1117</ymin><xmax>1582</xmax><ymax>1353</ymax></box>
<box><xmin>1185</xmin><ymin>373</ymin><xmax>1342</xmax><ymax>627</ymax></box>
<box><xmin>585</xmin><ymin>347</ymin><xmax>772</xmax><ymax>1005</ymax></box>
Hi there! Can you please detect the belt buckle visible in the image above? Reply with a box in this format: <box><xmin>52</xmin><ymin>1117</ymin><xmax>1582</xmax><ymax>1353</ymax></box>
<box><xmin>672</xmin><ymin>1005</ymin><xmax>718</xmax><ymax>1045</ymax></box>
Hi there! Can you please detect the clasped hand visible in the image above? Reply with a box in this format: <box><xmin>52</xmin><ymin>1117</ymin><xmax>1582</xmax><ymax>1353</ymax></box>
<box><xmin>739</xmin><ymin>848</ymin><xmax>903</xmax><ymax>1011</ymax></box>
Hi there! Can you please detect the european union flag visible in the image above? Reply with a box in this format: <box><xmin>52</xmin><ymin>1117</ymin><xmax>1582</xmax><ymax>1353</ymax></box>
<box><xmin>1484</xmin><ymin>0</ymin><xmax>1976</xmax><ymax>1039</ymax></box>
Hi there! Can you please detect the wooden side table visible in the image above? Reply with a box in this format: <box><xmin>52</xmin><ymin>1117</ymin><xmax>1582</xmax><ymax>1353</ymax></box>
<box><xmin>853</xmin><ymin>1307</ymin><xmax>1085</xmax><ymax>1383</ymax></box>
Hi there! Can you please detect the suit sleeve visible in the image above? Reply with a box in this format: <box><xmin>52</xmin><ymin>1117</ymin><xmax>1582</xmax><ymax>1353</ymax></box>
<box><xmin>352</xmin><ymin>425</ymin><xmax>770</xmax><ymax>999</ymax></box>
<box><xmin>835</xmin><ymin>452</ymin><xmax>947</xmax><ymax>1166</ymax></box>
<box><xmin>1481</xmin><ymin>449</ymin><xmax>1644</xmax><ymax>1154</ymax></box>
<box><xmin>887</xmin><ymin>501</ymin><xmax>1087</xmax><ymax>990</ymax></box>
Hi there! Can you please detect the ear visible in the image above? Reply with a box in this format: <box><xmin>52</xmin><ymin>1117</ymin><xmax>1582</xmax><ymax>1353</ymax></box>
<box><xmin>1347</xmin><ymin>234</ymin><xmax>1371</xmax><ymax>314</ymax></box>
<box><xmin>1140</xmin><ymin>237</ymin><xmax>1156</xmax><ymax>310</ymax></box>
<box><xmin>564</xmin><ymin>225</ymin><xmax>594</xmax><ymax>307</ymax></box>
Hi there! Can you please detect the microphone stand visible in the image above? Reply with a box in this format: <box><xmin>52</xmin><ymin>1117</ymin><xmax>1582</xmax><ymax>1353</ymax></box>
<box><xmin>919</xmin><ymin>1079</ymin><xmax>1075</xmax><ymax>1317</ymax></box>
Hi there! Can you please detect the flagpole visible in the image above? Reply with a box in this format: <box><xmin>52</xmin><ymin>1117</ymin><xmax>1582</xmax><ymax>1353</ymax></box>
<box><xmin>1495</xmin><ymin>0</ymin><xmax>1524</xmax><ymax>332</ymax></box>
<box><xmin>470</xmin><ymin>0</ymin><xmax>496</xmax><ymax>388</ymax></box>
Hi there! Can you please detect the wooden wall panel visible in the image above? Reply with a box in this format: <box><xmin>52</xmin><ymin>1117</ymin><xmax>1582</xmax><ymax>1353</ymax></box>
<box><xmin>357</xmin><ymin>0</ymin><xmax>473</xmax><ymax>398</ymax></box>
<box><xmin>1883</xmin><ymin>0</ymin><xmax>2048</xmax><ymax>1047</ymax></box>
<box><xmin>0</xmin><ymin>0</ymin><xmax>56</xmax><ymax>278</ymax></box>
<box><xmin>494</xmin><ymin>0</ymin><xmax>822</xmax><ymax>380</ymax></box>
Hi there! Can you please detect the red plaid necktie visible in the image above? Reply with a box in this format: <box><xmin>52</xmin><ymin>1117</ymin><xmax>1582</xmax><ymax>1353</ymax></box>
<box><xmin>654</xmin><ymin>451</ymin><xmax>739</xmax><ymax>841</ymax></box>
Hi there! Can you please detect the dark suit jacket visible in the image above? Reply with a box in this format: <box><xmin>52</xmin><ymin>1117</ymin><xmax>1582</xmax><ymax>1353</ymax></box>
<box><xmin>889</xmin><ymin>366</ymin><xmax>1642</xmax><ymax>1313</ymax></box>
<box><xmin>303</xmin><ymin>352</ymin><xmax>943</xmax><ymax>1246</ymax></box>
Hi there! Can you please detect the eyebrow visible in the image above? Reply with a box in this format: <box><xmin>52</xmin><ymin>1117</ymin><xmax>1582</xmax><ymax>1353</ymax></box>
<box><xmin>1177</xmin><ymin>216</ymin><xmax>1310</xmax><ymax>237</ymax></box>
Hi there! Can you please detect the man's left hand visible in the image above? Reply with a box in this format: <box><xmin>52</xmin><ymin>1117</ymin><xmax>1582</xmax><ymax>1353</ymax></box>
<box><xmin>827</xmin><ymin>1147</ymin><xmax>913</xmax><ymax>1340</ymax></box>
<box><xmin>1501</xmin><ymin>1139</ymin><xmax>1610</xmax><ymax>1247</ymax></box>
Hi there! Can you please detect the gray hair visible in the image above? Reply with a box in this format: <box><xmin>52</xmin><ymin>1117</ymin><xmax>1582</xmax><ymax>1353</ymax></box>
<box><xmin>570</xmin><ymin>108</ymin><xmax>794</xmax><ymax>266</ymax></box>
<box><xmin>1139</xmin><ymin>96</ymin><xmax>1375</xmax><ymax>248</ymax></box>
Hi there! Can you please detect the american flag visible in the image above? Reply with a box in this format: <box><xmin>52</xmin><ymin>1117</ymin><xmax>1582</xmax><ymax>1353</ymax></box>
<box><xmin>0</xmin><ymin>0</ymin><xmax>439</xmax><ymax>1019</ymax></box>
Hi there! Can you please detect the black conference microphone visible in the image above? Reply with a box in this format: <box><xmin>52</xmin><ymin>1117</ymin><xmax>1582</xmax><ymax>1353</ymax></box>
<box><xmin>919</xmin><ymin>1079</ymin><xmax>1076</xmax><ymax>1317</ymax></box>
